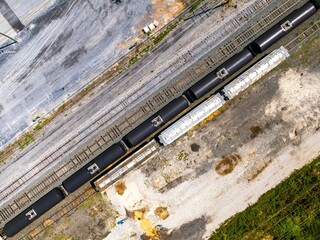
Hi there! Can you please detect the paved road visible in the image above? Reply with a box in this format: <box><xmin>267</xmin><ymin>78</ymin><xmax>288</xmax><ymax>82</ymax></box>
<box><xmin>0</xmin><ymin>0</ymin><xmax>159</xmax><ymax>147</ymax></box>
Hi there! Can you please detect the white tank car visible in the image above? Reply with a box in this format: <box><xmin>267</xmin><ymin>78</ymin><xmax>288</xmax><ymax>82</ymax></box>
<box><xmin>222</xmin><ymin>46</ymin><xmax>290</xmax><ymax>99</ymax></box>
<box><xmin>158</xmin><ymin>47</ymin><xmax>290</xmax><ymax>146</ymax></box>
<box><xmin>158</xmin><ymin>93</ymin><xmax>225</xmax><ymax>146</ymax></box>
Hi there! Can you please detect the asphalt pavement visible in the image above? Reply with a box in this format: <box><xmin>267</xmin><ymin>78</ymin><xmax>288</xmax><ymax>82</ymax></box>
<box><xmin>0</xmin><ymin>0</ymin><xmax>155</xmax><ymax>147</ymax></box>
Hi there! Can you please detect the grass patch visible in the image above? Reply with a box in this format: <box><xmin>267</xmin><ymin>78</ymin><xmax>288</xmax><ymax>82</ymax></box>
<box><xmin>64</xmin><ymin>216</ymin><xmax>72</xmax><ymax>224</ymax></box>
<box><xmin>34</xmin><ymin>118</ymin><xmax>49</xmax><ymax>131</ymax></box>
<box><xmin>18</xmin><ymin>132</ymin><xmax>35</xmax><ymax>150</ymax></box>
<box><xmin>128</xmin><ymin>45</ymin><xmax>152</xmax><ymax>67</ymax></box>
<box><xmin>52</xmin><ymin>233</ymin><xmax>73</xmax><ymax>240</ymax></box>
<box><xmin>151</xmin><ymin>20</ymin><xmax>181</xmax><ymax>46</ymax></box>
<box><xmin>77</xmin><ymin>194</ymin><xmax>100</xmax><ymax>210</ymax></box>
<box><xmin>36</xmin><ymin>225</ymin><xmax>54</xmax><ymax>240</ymax></box>
<box><xmin>176</xmin><ymin>149</ymin><xmax>189</xmax><ymax>161</ymax></box>
<box><xmin>189</xmin><ymin>0</ymin><xmax>205</xmax><ymax>13</ymax></box>
<box><xmin>210</xmin><ymin>156</ymin><xmax>320</xmax><ymax>240</ymax></box>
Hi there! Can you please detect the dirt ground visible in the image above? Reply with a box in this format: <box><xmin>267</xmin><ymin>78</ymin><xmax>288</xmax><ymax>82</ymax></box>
<box><xmin>33</xmin><ymin>19</ymin><xmax>320</xmax><ymax>240</ymax></box>
<box><xmin>104</xmin><ymin>33</ymin><xmax>320</xmax><ymax>240</ymax></box>
<box><xmin>35</xmin><ymin>193</ymin><xmax>117</xmax><ymax>240</ymax></box>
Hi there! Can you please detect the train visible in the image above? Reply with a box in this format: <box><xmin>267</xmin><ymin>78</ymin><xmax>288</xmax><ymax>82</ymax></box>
<box><xmin>2</xmin><ymin>1</ymin><xmax>319</xmax><ymax>237</ymax></box>
<box><xmin>158</xmin><ymin>46</ymin><xmax>290</xmax><ymax>145</ymax></box>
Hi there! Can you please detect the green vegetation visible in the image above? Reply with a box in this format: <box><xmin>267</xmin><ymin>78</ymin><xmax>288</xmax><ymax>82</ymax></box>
<box><xmin>210</xmin><ymin>156</ymin><xmax>320</xmax><ymax>240</ymax></box>
<box><xmin>38</xmin><ymin>225</ymin><xmax>54</xmax><ymax>240</ymax></box>
<box><xmin>285</xmin><ymin>27</ymin><xmax>320</xmax><ymax>68</ymax></box>
<box><xmin>34</xmin><ymin>118</ymin><xmax>49</xmax><ymax>131</ymax></box>
<box><xmin>0</xmin><ymin>151</ymin><xmax>3</xmax><ymax>157</ymax></box>
<box><xmin>18</xmin><ymin>132</ymin><xmax>35</xmax><ymax>150</ymax></box>
<box><xmin>64</xmin><ymin>216</ymin><xmax>72</xmax><ymax>224</ymax></box>
<box><xmin>128</xmin><ymin>45</ymin><xmax>152</xmax><ymax>66</ymax></box>
<box><xmin>176</xmin><ymin>149</ymin><xmax>189</xmax><ymax>161</ymax></box>
<box><xmin>77</xmin><ymin>194</ymin><xmax>100</xmax><ymax>210</ymax></box>
<box><xmin>128</xmin><ymin>18</ymin><xmax>182</xmax><ymax>67</ymax></box>
<box><xmin>189</xmin><ymin>0</ymin><xmax>205</xmax><ymax>13</ymax></box>
<box><xmin>151</xmin><ymin>20</ymin><xmax>181</xmax><ymax>46</ymax></box>
<box><xmin>53</xmin><ymin>234</ymin><xmax>73</xmax><ymax>240</ymax></box>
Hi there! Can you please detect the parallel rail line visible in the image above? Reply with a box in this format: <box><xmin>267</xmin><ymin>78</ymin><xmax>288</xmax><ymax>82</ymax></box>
<box><xmin>21</xmin><ymin>187</ymin><xmax>96</xmax><ymax>240</ymax></box>
<box><xmin>285</xmin><ymin>19</ymin><xmax>320</xmax><ymax>51</ymax></box>
<box><xmin>19</xmin><ymin>141</ymin><xmax>160</xmax><ymax>239</ymax></box>
<box><xmin>0</xmin><ymin>0</ymin><xmax>311</xmax><ymax>225</ymax></box>
<box><xmin>17</xmin><ymin>19</ymin><xmax>320</xmax><ymax>237</ymax></box>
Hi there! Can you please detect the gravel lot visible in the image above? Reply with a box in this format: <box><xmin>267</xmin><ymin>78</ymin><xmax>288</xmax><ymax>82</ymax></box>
<box><xmin>0</xmin><ymin>0</ymin><xmax>183</xmax><ymax>147</ymax></box>
<box><xmin>0</xmin><ymin>0</ymin><xmax>187</xmax><ymax>205</ymax></box>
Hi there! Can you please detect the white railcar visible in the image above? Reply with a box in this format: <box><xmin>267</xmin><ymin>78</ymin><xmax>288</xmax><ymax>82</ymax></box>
<box><xmin>158</xmin><ymin>93</ymin><xmax>225</xmax><ymax>146</ymax></box>
<box><xmin>223</xmin><ymin>46</ymin><xmax>290</xmax><ymax>99</ymax></box>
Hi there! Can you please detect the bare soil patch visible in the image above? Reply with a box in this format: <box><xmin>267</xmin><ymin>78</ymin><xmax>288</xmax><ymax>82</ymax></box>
<box><xmin>215</xmin><ymin>154</ymin><xmax>242</xmax><ymax>175</ymax></box>
<box><xmin>155</xmin><ymin>207</ymin><xmax>169</xmax><ymax>220</ymax></box>
<box><xmin>249</xmin><ymin>125</ymin><xmax>264</xmax><ymax>139</ymax></box>
<box><xmin>190</xmin><ymin>143</ymin><xmax>200</xmax><ymax>152</ymax></box>
<box><xmin>115</xmin><ymin>180</ymin><xmax>127</xmax><ymax>195</ymax></box>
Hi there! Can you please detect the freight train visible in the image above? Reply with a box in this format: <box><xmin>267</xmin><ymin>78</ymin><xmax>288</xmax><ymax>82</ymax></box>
<box><xmin>158</xmin><ymin>46</ymin><xmax>290</xmax><ymax>145</ymax></box>
<box><xmin>3</xmin><ymin>1</ymin><xmax>319</xmax><ymax>237</ymax></box>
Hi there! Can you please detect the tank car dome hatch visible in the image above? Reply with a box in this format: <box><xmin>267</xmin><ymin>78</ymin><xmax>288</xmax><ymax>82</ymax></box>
<box><xmin>188</xmin><ymin>49</ymin><xmax>253</xmax><ymax>100</ymax></box>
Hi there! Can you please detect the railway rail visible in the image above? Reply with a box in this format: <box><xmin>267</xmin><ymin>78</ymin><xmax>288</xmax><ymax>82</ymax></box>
<box><xmin>0</xmin><ymin>0</ymin><xmax>313</xmax><ymax>227</ymax></box>
<box><xmin>285</xmin><ymin>19</ymin><xmax>320</xmax><ymax>51</ymax></box>
<box><xmin>16</xmin><ymin>141</ymin><xmax>160</xmax><ymax>239</ymax></box>
<box><xmin>93</xmin><ymin>140</ymin><xmax>160</xmax><ymax>192</ymax></box>
<box><xmin>1</xmin><ymin>7</ymin><xmax>319</xmax><ymax>240</ymax></box>
<box><xmin>19</xmin><ymin>187</ymin><xmax>96</xmax><ymax>240</ymax></box>
<box><xmin>12</xmin><ymin>25</ymin><xmax>320</xmax><ymax>238</ymax></box>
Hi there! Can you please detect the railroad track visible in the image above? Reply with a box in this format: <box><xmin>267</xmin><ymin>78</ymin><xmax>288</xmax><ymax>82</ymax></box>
<box><xmin>20</xmin><ymin>187</ymin><xmax>96</xmax><ymax>240</ymax></box>
<box><xmin>15</xmin><ymin>19</ymin><xmax>320</xmax><ymax>237</ymax></box>
<box><xmin>0</xmin><ymin>0</ymin><xmax>311</xmax><ymax>225</ymax></box>
<box><xmin>285</xmin><ymin>19</ymin><xmax>320</xmax><ymax>51</ymax></box>
<box><xmin>15</xmin><ymin>141</ymin><xmax>160</xmax><ymax>240</ymax></box>
<box><xmin>184</xmin><ymin>0</ymin><xmax>227</xmax><ymax>23</ymax></box>
<box><xmin>93</xmin><ymin>140</ymin><xmax>160</xmax><ymax>192</ymax></box>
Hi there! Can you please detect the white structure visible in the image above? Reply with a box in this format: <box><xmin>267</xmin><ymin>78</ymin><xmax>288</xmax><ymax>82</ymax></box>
<box><xmin>142</xmin><ymin>20</ymin><xmax>159</xmax><ymax>34</ymax></box>
<box><xmin>159</xmin><ymin>94</ymin><xmax>225</xmax><ymax>146</ymax></box>
<box><xmin>143</xmin><ymin>26</ymin><xmax>150</xmax><ymax>33</ymax></box>
<box><xmin>223</xmin><ymin>46</ymin><xmax>290</xmax><ymax>99</ymax></box>
<box><xmin>148</xmin><ymin>23</ymin><xmax>156</xmax><ymax>31</ymax></box>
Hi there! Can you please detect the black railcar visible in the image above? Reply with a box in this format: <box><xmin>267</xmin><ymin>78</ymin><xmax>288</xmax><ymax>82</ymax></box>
<box><xmin>62</xmin><ymin>143</ymin><xmax>125</xmax><ymax>193</ymax></box>
<box><xmin>3</xmin><ymin>2</ymin><xmax>319</xmax><ymax>238</ymax></box>
<box><xmin>3</xmin><ymin>188</ymin><xmax>65</xmax><ymax>237</ymax></box>
<box><xmin>92</xmin><ymin>143</ymin><xmax>125</xmax><ymax>170</ymax></box>
<box><xmin>312</xmin><ymin>0</ymin><xmax>320</xmax><ymax>8</ymax></box>
<box><xmin>188</xmin><ymin>49</ymin><xmax>253</xmax><ymax>100</ymax></box>
<box><xmin>123</xmin><ymin>96</ymin><xmax>189</xmax><ymax>147</ymax></box>
<box><xmin>62</xmin><ymin>162</ymin><xmax>96</xmax><ymax>194</ymax></box>
<box><xmin>249</xmin><ymin>2</ymin><xmax>316</xmax><ymax>53</ymax></box>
